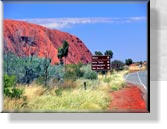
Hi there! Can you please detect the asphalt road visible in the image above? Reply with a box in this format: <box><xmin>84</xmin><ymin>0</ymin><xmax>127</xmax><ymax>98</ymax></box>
<box><xmin>124</xmin><ymin>71</ymin><xmax>147</xmax><ymax>89</ymax></box>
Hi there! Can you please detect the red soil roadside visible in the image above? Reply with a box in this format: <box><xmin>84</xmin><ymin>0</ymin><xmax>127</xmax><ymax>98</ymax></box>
<box><xmin>109</xmin><ymin>83</ymin><xmax>147</xmax><ymax>112</ymax></box>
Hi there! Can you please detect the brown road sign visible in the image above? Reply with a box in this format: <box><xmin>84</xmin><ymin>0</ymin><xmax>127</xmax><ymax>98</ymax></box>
<box><xmin>91</xmin><ymin>56</ymin><xmax>110</xmax><ymax>71</ymax></box>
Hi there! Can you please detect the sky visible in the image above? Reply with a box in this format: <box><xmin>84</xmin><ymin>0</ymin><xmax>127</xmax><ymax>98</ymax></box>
<box><xmin>3</xmin><ymin>2</ymin><xmax>147</xmax><ymax>62</ymax></box>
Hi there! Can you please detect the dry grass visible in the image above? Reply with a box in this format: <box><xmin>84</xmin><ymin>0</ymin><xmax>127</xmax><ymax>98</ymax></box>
<box><xmin>75</xmin><ymin>70</ymin><xmax>127</xmax><ymax>92</ymax></box>
<box><xmin>27</xmin><ymin>89</ymin><xmax>110</xmax><ymax>112</ymax></box>
<box><xmin>3</xmin><ymin>97</ymin><xmax>27</xmax><ymax>112</ymax></box>
<box><xmin>3</xmin><ymin>70</ymin><xmax>128</xmax><ymax>112</ymax></box>
<box><xmin>98</xmin><ymin>70</ymin><xmax>127</xmax><ymax>91</ymax></box>
<box><xmin>60</xmin><ymin>80</ymin><xmax>77</xmax><ymax>89</ymax></box>
<box><xmin>24</xmin><ymin>85</ymin><xmax>46</xmax><ymax>100</ymax></box>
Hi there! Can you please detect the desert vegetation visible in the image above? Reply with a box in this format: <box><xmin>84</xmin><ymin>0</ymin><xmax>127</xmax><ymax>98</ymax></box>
<box><xmin>3</xmin><ymin>50</ymin><xmax>128</xmax><ymax>112</ymax></box>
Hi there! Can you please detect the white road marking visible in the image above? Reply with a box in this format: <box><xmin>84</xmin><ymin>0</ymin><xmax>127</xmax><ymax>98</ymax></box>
<box><xmin>125</xmin><ymin>74</ymin><xmax>129</xmax><ymax>80</ymax></box>
<box><xmin>124</xmin><ymin>72</ymin><xmax>136</xmax><ymax>80</ymax></box>
<box><xmin>124</xmin><ymin>74</ymin><xmax>139</xmax><ymax>85</ymax></box>
<box><xmin>137</xmin><ymin>72</ymin><xmax>146</xmax><ymax>89</ymax></box>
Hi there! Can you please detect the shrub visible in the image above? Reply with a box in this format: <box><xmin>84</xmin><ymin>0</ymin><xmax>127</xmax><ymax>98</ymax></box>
<box><xmin>81</xmin><ymin>64</ymin><xmax>97</xmax><ymax>80</ymax></box>
<box><xmin>3</xmin><ymin>74</ymin><xmax>23</xmax><ymax>98</ymax></box>
<box><xmin>94</xmin><ymin>51</ymin><xmax>103</xmax><ymax>56</ymax></box>
<box><xmin>100</xmin><ymin>70</ymin><xmax>107</xmax><ymax>75</ymax></box>
<box><xmin>55</xmin><ymin>88</ymin><xmax>62</xmax><ymax>96</ymax></box>
<box><xmin>64</xmin><ymin>64</ymin><xmax>83</xmax><ymax>80</ymax></box>
<box><xmin>64</xmin><ymin>70</ymin><xmax>77</xmax><ymax>80</ymax></box>
<box><xmin>84</xmin><ymin>71</ymin><xmax>97</xmax><ymax>80</ymax></box>
<box><xmin>103</xmin><ymin>77</ymin><xmax>112</xmax><ymax>83</ymax></box>
<box><xmin>48</xmin><ymin>65</ymin><xmax>64</xmax><ymax>79</ymax></box>
<box><xmin>21</xmin><ymin>67</ymin><xmax>37</xmax><ymax>84</ymax></box>
<box><xmin>3</xmin><ymin>53</ymin><xmax>44</xmax><ymax>83</ymax></box>
<box><xmin>125</xmin><ymin>58</ymin><xmax>133</xmax><ymax>66</ymax></box>
<box><xmin>4</xmin><ymin>87</ymin><xmax>23</xmax><ymax>99</ymax></box>
<box><xmin>35</xmin><ymin>76</ymin><xmax>45</xmax><ymax>85</ymax></box>
<box><xmin>111</xmin><ymin>86</ymin><xmax>119</xmax><ymax>91</ymax></box>
<box><xmin>61</xmin><ymin>80</ymin><xmax>77</xmax><ymax>89</ymax></box>
<box><xmin>4</xmin><ymin>74</ymin><xmax>16</xmax><ymax>88</ymax></box>
<box><xmin>111</xmin><ymin>60</ymin><xmax>124</xmax><ymax>71</ymax></box>
<box><xmin>80</xmin><ymin>64</ymin><xmax>90</xmax><ymax>73</ymax></box>
<box><xmin>10</xmin><ymin>88</ymin><xmax>24</xmax><ymax>98</ymax></box>
<box><xmin>75</xmin><ymin>66</ymin><xmax>84</xmax><ymax>77</ymax></box>
<box><xmin>3</xmin><ymin>53</ymin><xmax>65</xmax><ymax>86</ymax></box>
<box><xmin>4</xmin><ymin>88</ymin><xmax>11</xmax><ymax>97</ymax></box>
<box><xmin>104</xmin><ymin>50</ymin><xmax>113</xmax><ymax>59</ymax></box>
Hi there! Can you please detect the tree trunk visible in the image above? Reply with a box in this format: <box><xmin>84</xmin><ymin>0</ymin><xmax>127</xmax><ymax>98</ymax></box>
<box><xmin>44</xmin><ymin>65</ymin><xmax>48</xmax><ymax>87</ymax></box>
<box><xmin>64</xmin><ymin>57</ymin><xmax>66</xmax><ymax>72</ymax></box>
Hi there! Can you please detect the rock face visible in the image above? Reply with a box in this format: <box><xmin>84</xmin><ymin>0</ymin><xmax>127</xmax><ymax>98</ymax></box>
<box><xmin>3</xmin><ymin>19</ymin><xmax>92</xmax><ymax>64</ymax></box>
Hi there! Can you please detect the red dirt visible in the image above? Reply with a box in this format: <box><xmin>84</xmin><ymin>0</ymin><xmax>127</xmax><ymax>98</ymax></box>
<box><xmin>109</xmin><ymin>83</ymin><xmax>147</xmax><ymax>112</ymax></box>
<box><xmin>3</xmin><ymin>19</ymin><xmax>92</xmax><ymax>64</ymax></box>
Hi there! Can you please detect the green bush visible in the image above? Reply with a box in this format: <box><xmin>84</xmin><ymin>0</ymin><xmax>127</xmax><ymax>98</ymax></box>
<box><xmin>35</xmin><ymin>76</ymin><xmax>45</xmax><ymax>85</ymax></box>
<box><xmin>4</xmin><ymin>87</ymin><xmax>23</xmax><ymax>99</ymax></box>
<box><xmin>3</xmin><ymin>53</ymin><xmax>65</xmax><ymax>85</ymax></box>
<box><xmin>64</xmin><ymin>70</ymin><xmax>77</xmax><ymax>80</ymax></box>
<box><xmin>4</xmin><ymin>74</ymin><xmax>16</xmax><ymax>88</ymax></box>
<box><xmin>10</xmin><ymin>88</ymin><xmax>23</xmax><ymax>98</ymax></box>
<box><xmin>55</xmin><ymin>88</ymin><xmax>63</xmax><ymax>96</ymax></box>
<box><xmin>3</xmin><ymin>53</ymin><xmax>44</xmax><ymax>83</ymax></box>
<box><xmin>4</xmin><ymin>88</ymin><xmax>11</xmax><ymax>97</ymax></box>
<box><xmin>103</xmin><ymin>77</ymin><xmax>112</xmax><ymax>83</ymax></box>
<box><xmin>125</xmin><ymin>58</ymin><xmax>133</xmax><ymax>66</ymax></box>
<box><xmin>81</xmin><ymin>65</ymin><xmax>97</xmax><ymax>80</ymax></box>
<box><xmin>84</xmin><ymin>71</ymin><xmax>97</xmax><ymax>80</ymax></box>
<box><xmin>4</xmin><ymin>87</ymin><xmax>24</xmax><ymax>99</ymax></box>
<box><xmin>64</xmin><ymin>64</ymin><xmax>83</xmax><ymax>80</ymax></box>
<box><xmin>111</xmin><ymin>60</ymin><xmax>124</xmax><ymax>71</ymax></box>
<box><xmin>111</xmin><ymin>86</ymin><xmax>119</xmax><ymax>91</ymax></box>
<box><xmin>3</xmin><ymin>74</ymin><xmax>23</xmax><ymax>98</ymax></box>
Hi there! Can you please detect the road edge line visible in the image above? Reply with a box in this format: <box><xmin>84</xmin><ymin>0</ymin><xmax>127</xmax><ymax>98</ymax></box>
<box><xmin>137</xmin><ymin>72</ymin><xmax>146</xmax><ymax>90</ymax></box>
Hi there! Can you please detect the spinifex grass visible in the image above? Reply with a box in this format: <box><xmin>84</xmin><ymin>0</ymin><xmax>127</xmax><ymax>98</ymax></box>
<box><xmin>3</xmin><ymin>70</ymin><xmax>127</xmax><ymax>112</ymax></box>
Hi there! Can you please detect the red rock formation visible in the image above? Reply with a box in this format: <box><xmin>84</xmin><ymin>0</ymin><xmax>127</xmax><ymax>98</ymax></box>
<box><xmin>3</xmin><ymin>19</ymin><xmax>92</xmax><ymax>64</ymax></box>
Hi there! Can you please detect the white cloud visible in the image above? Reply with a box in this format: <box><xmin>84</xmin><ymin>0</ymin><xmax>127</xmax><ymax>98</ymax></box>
<box><xmin>19</xmin><ymin>17</ymin><xmax>146</xmax><ymax>29</ymax></box>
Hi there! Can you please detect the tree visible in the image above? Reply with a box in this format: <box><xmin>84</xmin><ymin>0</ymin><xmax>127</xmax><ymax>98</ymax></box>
<box><xmin>57</xmin><ymin>40</ymin><xmax>69</xmax><ymax>65</ymax></box>
<box><xmin>94</xmin><ymin>51</ymin><xmax>103</xmax><ymax>56</ymax></box>
<box><xmin>62</xmin><ymin>40</ymin><xmax>69</xmax><ymax>65</ymax></box>
<box><xmin>139</xmin><ymin>61</ymin><xmax>143</xmax><ymax>65</ymax></box>
<box><xmin>40</xmin><ymin>29</ymin><xmax>57</xmax><ymax>87</ymax></box>
<box><xmin>43</xmin><ymin>58</ymin><xmax>51</xmax><ymax>87</ymax></box>
<box><xmin>111</xmin><ymin>60</ymin><xmax>124</xmax><ymax>71</ymax></box>
<box><xmin>42</xmin><ymin>43</ymin><xmax>54</xmax><ymax>87</ymax></box>
<box><xmin>104</xmin><ymin>50</ymin><xmax>113</xmax><ymax>59</ymax></box>
<box><xmin>58</xmin><ymin>48</ymin><xmax>64</xmax><ymax>65</ymax></box>
<box><xmin>125</xmin><ymin>58</ymin><xmax>133</xmax><ymax>66</ymax></box>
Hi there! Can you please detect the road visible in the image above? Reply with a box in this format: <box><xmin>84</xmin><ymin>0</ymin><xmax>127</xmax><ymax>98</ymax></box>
<box><xmin>124</xmin><ymin>71</ymin><xmax>147</xmax><ymax>89</ymax></box>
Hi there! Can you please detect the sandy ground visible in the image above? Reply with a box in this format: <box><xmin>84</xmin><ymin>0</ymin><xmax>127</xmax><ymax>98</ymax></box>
<box><xmin>109</xmin><ymin>83</ymin><xmax>148</xmax><ymax>113</ymax></box>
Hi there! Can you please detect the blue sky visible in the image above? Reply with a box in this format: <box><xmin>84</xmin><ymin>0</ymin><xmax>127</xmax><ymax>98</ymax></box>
<box><xmin>4</xmin><ymin>2</ymin><xmax>147</xmax><ymax>62</ymax></box>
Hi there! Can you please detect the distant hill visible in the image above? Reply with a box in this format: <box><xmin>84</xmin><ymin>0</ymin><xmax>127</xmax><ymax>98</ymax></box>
<box><xmin>3</xmin><ymin>19</ymin><xmax>92</xmax><ymax>64</ymax></box>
